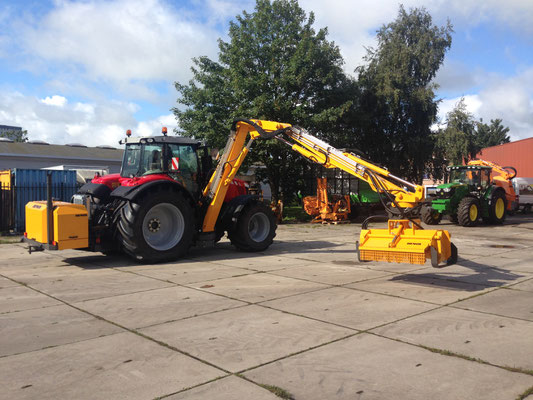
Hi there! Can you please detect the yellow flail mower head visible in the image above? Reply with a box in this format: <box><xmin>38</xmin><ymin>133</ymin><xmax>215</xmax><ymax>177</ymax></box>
<box><xmin>357</xmin><ymin>219</ymin><xmax>457</xmax><ymax>268</ymax></box>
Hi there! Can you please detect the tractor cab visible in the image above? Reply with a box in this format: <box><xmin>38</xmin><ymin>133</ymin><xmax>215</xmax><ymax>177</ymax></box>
<box><xmin>120</xmin><ymin>134</ymin><xmax>208</xmax><ymax>196</ymax></box>
<box><xmin>447</xmin><ymin>165</ymin><xmax>492</xmax><ymax>191</ymax></box>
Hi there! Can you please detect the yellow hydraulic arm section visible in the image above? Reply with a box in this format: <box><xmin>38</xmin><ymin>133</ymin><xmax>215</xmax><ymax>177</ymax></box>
<box><xmin>468</xmin><ymin>159</ymin><xmax>517</xmax><ymax>181</ymax></box>
<box><xmin>202</xmin><ymin>119</ymin><xmax>456</xmax><ymax>267</ymax></box>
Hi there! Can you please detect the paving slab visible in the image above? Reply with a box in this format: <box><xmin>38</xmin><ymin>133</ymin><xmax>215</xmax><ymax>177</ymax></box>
<box><xmin>453</xmin><ymin>287</ymin><xmax>533</xmax><ymax>321</ymax></box>
<box><xmin>270</xmin><ymin>263</ymin><xmax>391</xmax><ymax>285</ymax></box>
<box><xmin>0</xmin><ymin>275</ymin><xmax>18</xmax><ymax>289</ymax></box>
<box><xmin>0</xmin><ymin>243</ymin><xmax>40</xmax><ymax>261</ymax></box>
<box><xmin>373</xmin><ymin>307</ymin><xmax>533</xmax><ymax>370</ymax></box>
<box><xmin>0</xmin><ymin>285</ymin><xmax>62</xmax><ymax>313</ymax></box>
<box><xmin>275</xmin><ymin>246</ymin><xmax>364</xmax><ymax>264</ymax></box>
<box><xmin>59</xmin><ymin>253</ymin><xmax>142</xmax><ymax>268</ymax></box>
<box><xmin>166</xmin><ymin>375</ymin><xmax>280</xmax><ymax>400</ymax></box>
<box><xmin>405</xmin><ymin>261</ymin><xmax>531</xmax><ymax>288</ymax></box>
<box><xmin>0</xmin><ymin>304</ymin><xmax>122</xmax><ymax>356</ymax></box>
<box><xmin>262</xmin><ymin>287</ymin><xmax>437</xmax><ymax>330</ymax></box>
<box><xmin>140</xmin><ymin>305</ymin><xmax>353</xmax><ymax>372</ymax></box>
<box><xmin>347</xmin><ymin>274</ymin><xmax>495</xmax><ymax>305</ymax></box>
<box><xmin>76</xmin><ymin>285</ymin><xmax>246</xmax><ymax>329</ymax></box>
<box><xmin>0</xmin><ymin>331</ymin><xmax>224</xmax><ymax>400</ymax></box>
<box><xmin>508</xmin><ymin>277</ymin><xmax>533</xmax><ymax>292</ymax></box>
<box><xmin>188</xmin><ymin>273</ymin><xmax>328</xmax><ymax>303</ymax></box>
<box><xmin>244</xmin><ymin>333</ymin><xmax>533</xmax><ymax>400</ymax></box>
<box><xmin>25</xmin><ymin>268</ymin><xmax>173</xmax><ymax>302</ymax></box>
<box><xmin>128</xmin><ymin>262</ymin><xmax>255</xmax><ymax>284</ymax></box>
<box><xmin>208</xmin><ymin>254</ymin><xmax>311</xmax><ymax>271</ymax></box>
<box><xmin>0</xmin><ymin>263</ymin><xmax>109</xmax><ymax>283</ymax></box>
<box><xmin>350</xmin><ymin>260</ymin><xmax>426</xmax><ymax>274</ymax></box>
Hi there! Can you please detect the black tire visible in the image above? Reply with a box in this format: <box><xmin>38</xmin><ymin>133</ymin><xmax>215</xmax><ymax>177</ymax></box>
<box><xmin>488</xmin><ymin>190</ymin><xmax>507</xmax><ymax>224</ymax></box>
<box><xmin>457</xmin><ymin>197</ymin><xmax>480</xmax><ymax>227</ymax></box>
<box><xmin>228</xmin><ymin>202</ymin><xmax>276</xmax><ymax>252</ymax></box>
<box><xmin>117</xmin><ymin>187</ymin><xmax>194</xmax><ymax>262</ymax></box>
<box><xmin>447</xmin><ymin>243</ymin><xmax>458</xmax><ymax>265</ymax></box>
<box><xmin>421</xmin><ymin>205</ymin><xmax>442</xmax><ymax>225</ymax></box>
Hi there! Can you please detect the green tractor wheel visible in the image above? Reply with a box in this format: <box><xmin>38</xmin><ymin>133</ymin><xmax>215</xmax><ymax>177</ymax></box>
<box><xmin>457</xmin><ymin>197</ymin><xmax>480</xmax><ymax>227</ymax></box>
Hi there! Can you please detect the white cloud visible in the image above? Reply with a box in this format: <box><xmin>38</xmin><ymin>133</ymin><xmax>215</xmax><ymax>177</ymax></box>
<box><xmin>301</xmin><ymin>0</ymin><xmax>533</xmax><ymax>70</ymax></box>
<box><xmin>0</xmin><ymin>91</ymin><xmax>136</xmax><ymax>146</ymax></box>
<box><xmin>21</xmin><ymin>0</ymin><xmax>221</xmax><ymax>90</ymax></box>
<box><xmin>136</xmin><ymin>113</ymin><xmax>178</xmax><ymax>137</ymax></box>
<box><xmin>40</xmin><ymin>95</ymin><xmax>68</xmax><ymax>107</ymax></box>
<box><xmin>0</xmin><ymin>91</ymin><xmax>184</xmax><ymax>147</ymax></box>
<box><xmin>437</xmin><ymin>68</ymin><xmax>533</xmax><ymax>140</ymax></box>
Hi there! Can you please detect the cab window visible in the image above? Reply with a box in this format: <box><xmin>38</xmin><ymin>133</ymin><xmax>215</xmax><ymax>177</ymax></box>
<box><xmin>167</xmin><ymin>144</ymin><xmax>199</xmax><ymax>192</ymax></box>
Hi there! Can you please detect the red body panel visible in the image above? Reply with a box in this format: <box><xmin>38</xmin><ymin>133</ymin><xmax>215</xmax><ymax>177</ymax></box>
<box><xmin>92</xmin><ymin>173</ymin><xmax>248</xmax><ymax>202</ymax></box>
<box><xmin>226</xmin><ymin>179</ymin><xmax>248</xmax><ymax>200</ymax></box>
<box><xmin>92</xmin><ymin>173</ymin><xmax>122</xmax><ymax>189</ymax></box>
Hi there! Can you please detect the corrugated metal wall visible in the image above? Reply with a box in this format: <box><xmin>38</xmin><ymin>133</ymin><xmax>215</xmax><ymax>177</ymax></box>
<box><xmin>477</xmin><ymin>138</ymin><xmax>533</xmax><ymax>177</ymax></box>
<box><xmin>12</xmin><ymin>169</ymin><xmax>77</xmax><ymax>232</ymax></box>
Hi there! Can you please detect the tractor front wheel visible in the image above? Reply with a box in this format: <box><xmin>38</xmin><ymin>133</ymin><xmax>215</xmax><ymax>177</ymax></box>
<box><xmin>457</xmin><ymin>197</ymin><xmax>480</xmax><ymax>227</ymax></box>
<box><xmin>421</xmin><ymin>205</ymin><xmax>442</xmax><ymax>225</ymax></box>
<box><xmin>228</xmin><ymin>202</ymin><xmax>277</xmax><ymax>252</ymax></box>
<box><xmin>117</xmin><ymin>188</ymin><xmax>194</xmax><ymax>262</ymax></box>
<box><xmin>488</xmin><ymin>190</ymin><xmax>507</xmax><ymax>224</ymax></box>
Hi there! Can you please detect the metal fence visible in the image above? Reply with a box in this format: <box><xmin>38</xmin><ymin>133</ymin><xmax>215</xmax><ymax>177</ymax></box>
<box><xmin>304</xmin><ymin>165</ymin><xmax>364</xmax><ymax>196</ymax></box>
<box><xmin>0</xmin><ymin>182</ymin><xmax>78</xmax><ymax>233</ymax></box>
<box><xmin>0</xmin><ymin>183</ymin><xmax>14</xmax><ymax>232</ymax></box>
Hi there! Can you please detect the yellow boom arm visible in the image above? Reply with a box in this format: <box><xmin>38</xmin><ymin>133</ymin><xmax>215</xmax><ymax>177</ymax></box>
<box><xmin>202</xmin><ymin>119</ymin><xmax>456</xmax><ymax>267</ymax></box>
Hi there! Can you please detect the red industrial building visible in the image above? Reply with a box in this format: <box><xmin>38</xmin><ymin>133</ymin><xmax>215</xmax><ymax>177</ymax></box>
<box><xmin>476</xmin><ymin>137</ymin><xmax>533</xmax><ymax>177</ymax></box>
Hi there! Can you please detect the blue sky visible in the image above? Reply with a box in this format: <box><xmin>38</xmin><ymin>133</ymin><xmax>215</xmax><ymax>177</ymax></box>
<box><xmin>1</xmin><ymin>0</ymin><xmax>532</xmax><ymax>146</ymax></box>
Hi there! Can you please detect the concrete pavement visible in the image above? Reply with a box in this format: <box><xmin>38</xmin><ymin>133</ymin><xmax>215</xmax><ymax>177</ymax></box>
<box><xmin>1</xmin><ymin>215</ymin><xmax>533</xmax><ymax>399</ymax></box>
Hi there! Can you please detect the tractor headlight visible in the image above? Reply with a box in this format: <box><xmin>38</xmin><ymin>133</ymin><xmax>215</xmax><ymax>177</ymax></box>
<box><xmin>443</xmin><ymin>187</ymin><xmax>452</xmax><ymax>193</ymax></box>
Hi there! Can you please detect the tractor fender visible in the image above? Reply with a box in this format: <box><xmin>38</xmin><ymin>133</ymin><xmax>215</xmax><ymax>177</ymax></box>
<box><xmin>77</xmin><ymin>182</ymin><xmax>112</xmax><ymax>201</ymax></box>
<box><xmin>216</xmin><ymin>195</ymin><xmax>261</xmax><ymax>232</ymax></box>
<box><xmin>485</xmin><ymin>185</ymin><xmax>505</xmax><ymax>203</ymax></box>
<box><xmin>110</xmin><ymin>179</ymin><xmax>194</xmax><ymax>205</ymax></box>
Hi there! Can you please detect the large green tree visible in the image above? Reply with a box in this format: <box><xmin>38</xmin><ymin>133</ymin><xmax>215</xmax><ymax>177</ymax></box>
<box><xmin>476</xmin><ymin>118</ymin><xmax>510</xmax><ymax>149</ymax></box>
<box><xmin>434</xmin><ymin>98</ymin><xmax>474</xmax><ymax>165</ymax></box>
<box><xmin>434</xmin><ymin>99</ymin><xmax>512</xmax><ymax>167</ymax></box>
<box><xmin>354</xmin><ymin>6</ymin><xmax>453</xmax><ymax>183</ymax></box>
<box><xmin>173</xmin><ymin>0</ymin><xmax>354</xmax><ymax>201</ymax></box>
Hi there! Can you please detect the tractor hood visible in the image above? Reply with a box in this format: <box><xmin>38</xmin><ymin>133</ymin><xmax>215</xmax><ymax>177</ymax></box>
<box><xmin>433</xmin><ymin>182</ymin><xmax>460</xmax><ymax>198</ymax></box>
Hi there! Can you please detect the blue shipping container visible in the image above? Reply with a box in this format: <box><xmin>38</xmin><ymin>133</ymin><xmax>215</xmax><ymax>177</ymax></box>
<box><xmin>13</xmin><ymin>169</ymin><xmax>78</xmax><ymax>232</ymax></box>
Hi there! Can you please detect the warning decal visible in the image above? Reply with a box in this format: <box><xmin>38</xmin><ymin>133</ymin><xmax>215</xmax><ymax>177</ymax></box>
<box><xmin>171</xmin><ymin>157</ymin><xmax>179</xmax><ymax>170</ymax></box>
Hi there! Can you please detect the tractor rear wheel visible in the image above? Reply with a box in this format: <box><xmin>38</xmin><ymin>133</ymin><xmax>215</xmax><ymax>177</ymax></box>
<box><xmin>457</xmin><ymin>197</ymin><xmax>480</xmax><ymax>227</ymax></box>
<box><xmin>421</xmin><ymin>205</ymin><xmax>442</xmax><ymax>225</ymax></box>
<box><xmin>488</xmin><ymin>190</ymin><xmax>507</xmax><ymax>224</ymax></box>
<box><xmin>117</xmin><ymin>188</ymin><xmax>194</xmax><ymax>262</ymax></box>
<box><xmin>228</xmin><ymin>202</ymin><xmax>276</xmax><ymax>252</ymax></box>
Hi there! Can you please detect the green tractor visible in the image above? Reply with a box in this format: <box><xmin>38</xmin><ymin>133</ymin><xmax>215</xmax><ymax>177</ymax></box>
<box><xmin>422</xmin><ymin>165</ymin><xmax>508</xmax><ymax>227</ymax></box>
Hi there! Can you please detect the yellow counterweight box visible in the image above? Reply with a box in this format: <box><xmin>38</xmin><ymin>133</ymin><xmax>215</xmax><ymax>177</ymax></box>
<box><xmin>25</xmin><ymin>201</ymin><xmax>89</xmax><ymax>250</ymax></box>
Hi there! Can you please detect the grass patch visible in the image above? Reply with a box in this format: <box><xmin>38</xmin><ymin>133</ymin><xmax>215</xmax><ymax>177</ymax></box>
<box><xmin>517</xmin><ymin>385</ymin><xmax>533</xmax><ymax>400</ymax></box>
<box><xmin>421</xmin><ymin>345</ymin><xmax>533</xmax><ymax>376</ymax></box>
<box><xmin>282</xmin><ymin>204</ymin><xmax>312</xmax><ymax>223</ymax></box>
<box><xmin>258</xmin><ymin>383</ymin><xmax>295</xmax><ymax>399</ymax></box>
<box><xmin>0</xmin><ymin>235</ymin><xmax>21</xmax><ymax>244</ymax></box>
